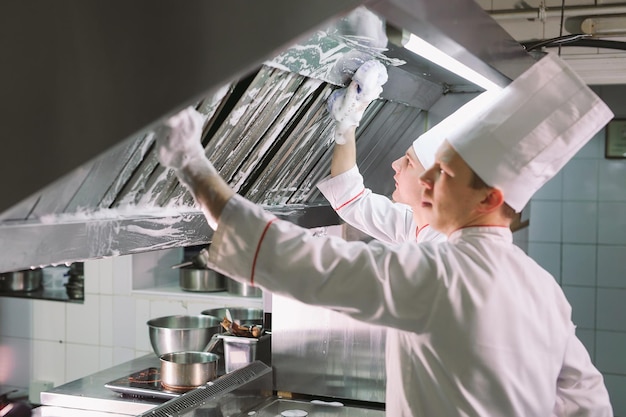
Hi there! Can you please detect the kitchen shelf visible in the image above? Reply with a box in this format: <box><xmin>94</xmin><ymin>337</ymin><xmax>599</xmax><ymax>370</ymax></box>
<box><xmin>132</xmin><ymin>285</ymin><xmax>263</xmax><ymax>308</ymax></box>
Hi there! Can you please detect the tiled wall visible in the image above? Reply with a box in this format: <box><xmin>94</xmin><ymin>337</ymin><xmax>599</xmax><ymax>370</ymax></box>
<box><xmin>0</xmin><ymin>248</ymin><xmax>262</xmax><ymax>400</ymax></box>
<box><xmin>528</xmin><ymin>130</ymin><xmax>626</xmax><ymax>416</ymax></box>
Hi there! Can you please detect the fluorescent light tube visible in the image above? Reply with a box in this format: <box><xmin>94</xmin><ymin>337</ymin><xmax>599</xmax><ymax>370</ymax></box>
<box><xmin>404</xmin><ymin>34</ymin><xmax>502</xmax><ymax>92</ymax></box>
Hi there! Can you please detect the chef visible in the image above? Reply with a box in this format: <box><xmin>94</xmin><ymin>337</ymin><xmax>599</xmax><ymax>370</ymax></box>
<box><xmin>156</xmin><ymin>52</ymin><xmax>614</xmax><ymax>416</ymax></box>
<box><xmin>318</xmin><ymin>59</ymin><xmax>445</xmax><ymax>245</ymax></box>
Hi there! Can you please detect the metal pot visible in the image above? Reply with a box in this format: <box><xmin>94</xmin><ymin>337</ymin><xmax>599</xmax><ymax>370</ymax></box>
<box><xmin>147</xmin><ymin>315</ymin><xmax>222</xmax><ymax>356</ymax></box>
<box><xmin>225</xmin><ymin>277</ymin><xmax>262</xmax><ymax>297</ymax></box>
<box><xmin>0</xmin><ymin>270</ymin><xmax>42</xmax><ymax>292</ymax></box>
<box><xmin>179</xmin><ymin>268</ymin><xmax>226</xmax><ymax>292</ymax></box>
<box><xmin>160</xmin><ymin>351</ymin><xmax>219</xmax><ymax>392</ymax></box>
<box><xmin>201</xmin><ymin>307</ymin><xmax>264</xmax><ymax>327</ymax></box>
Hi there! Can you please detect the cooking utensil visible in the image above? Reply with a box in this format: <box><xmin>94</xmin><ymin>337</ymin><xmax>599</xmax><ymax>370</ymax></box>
<box><xmin>159</xmin><ymin>351</ymin><xmax>219</xmax><ymax>392</ymax></box>
<box><xmin>171</xmin><ymin>248</ymin><xmax>210</xmax><ymax>269</ymax></box>
<box><xmin>147</xmin><ymin>315</ymin><xmax>222</xmax><ymax>356</ymax></box>
<box><xmin>201</xmin><ymin>307</ymin><xmax>264</xmax><ymax>328</ymax></box>
<box><xmin>225</xmin><ymin>277</ymin><xmax>262</xmax><ymax>297</ymax></box>
<box><xmin>179</xmin><ymin>268</ymin><xmax>226</xmax><ymax>292</ymax></box>
<box><xmin>0</xmin><ymin>270</ymin><xmax>42</xmax><ymax>292</ymax></box>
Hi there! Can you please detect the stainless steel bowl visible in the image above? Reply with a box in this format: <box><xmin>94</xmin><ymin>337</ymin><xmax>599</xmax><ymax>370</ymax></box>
<box><xmin>201</xmin><ymin>307</ymin><xmax>264</xmax><ymax>327</ymax></box>
<box><xmin>179</xmin><ymin>268</ymin><xmax>226</xmax><ymax>292</ymax></box>
<box><xmin>147</xmin><ymin>315</ymin><xmax>222</xmax><ymax>356</ymax></box>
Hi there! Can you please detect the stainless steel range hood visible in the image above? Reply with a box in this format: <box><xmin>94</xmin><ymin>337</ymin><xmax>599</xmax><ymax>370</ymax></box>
<box><xmin>0</xmin><ymin>0</ymin><xmax>535</xmax><ymax>273</ymax></box>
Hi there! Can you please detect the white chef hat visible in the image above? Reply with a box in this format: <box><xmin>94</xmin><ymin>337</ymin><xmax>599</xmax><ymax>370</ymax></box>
<box><xmin>446</xmin><ymin>52</ymin><xmax>613</xmax><ymax>212</ymax></box>
<box><xmin>412</xmin><ymin>89</ymin><xmax>501</xmax><ymax>170</ymax></box>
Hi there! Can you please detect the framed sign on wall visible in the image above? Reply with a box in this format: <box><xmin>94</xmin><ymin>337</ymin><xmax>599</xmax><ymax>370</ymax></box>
<box><xmin>605</xmin><ymin>119</ymin><xmax>626</xmax><ymax>159</ymax></box>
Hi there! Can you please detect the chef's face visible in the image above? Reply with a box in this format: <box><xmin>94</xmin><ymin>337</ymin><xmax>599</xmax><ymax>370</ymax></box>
<box><xmin>419</xmin><ymin>141</ymin><xmax>487</xmax><ymax>235</ymax></box>
<box><xmin>391</xmin><ymin>146</ymin><xmax>426</xmax><ymax>208</ymax></box>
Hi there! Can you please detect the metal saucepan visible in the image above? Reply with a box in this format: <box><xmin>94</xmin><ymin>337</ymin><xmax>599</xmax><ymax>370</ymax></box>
<box><xmin>171</xmin><ymin>248</ymin><xmax>210</xmax><ymax>269</ymax></box>
<box><xmin>179</xmin><ymin>268</ymin><xmax>226</xmax><ymax>292</ymax></box>
<box><xmin>225</xmin><ymin>277</ymin><xmax>262</xmax><ymax>297</ymax></box>
<box><xmin>160</xmin><ymin>351</ymin><xmax>219</xmax><ymax>392</ymax></box>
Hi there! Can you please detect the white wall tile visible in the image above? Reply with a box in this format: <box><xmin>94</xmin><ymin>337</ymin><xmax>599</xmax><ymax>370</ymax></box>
<box><xmin>83</xmin><ymin>260</ymin><xmax>102</xmax><ymax>297</ymax></box>
<box><xmin>83</xmin><ymin>261</ymin><xmax>100</xmax><ymax>285</ymax></box>
<box><xmin>65</xmin><ymin>343</ymin><xmax>100</xmax><ymax>382</ymax></box>
<box><xmin>596</xmin><ymin>331</ymin><xmax>626</xmax><ymax>375</ymax></box>
<box><xmin>32</xmin><ymin>339</ymin><xmax>65</xmax><ymax>387</ymax></box>
<box><xmin>99</xmin><ymin>346</ymin><xmax>113</xmax><ymax>371</ymax></box>
<box><xmin>599</xmin><ymin>160</ymin><xmax>626</xmax><ymax>202</ymax></box>
<box><xmin>66</xmin><ymin>295</ymin><xmax>100</xmax><ymax>344</ymax></box>
<box><xmin>563</xmin><ymin>159</ymin><xmax>599</xmax><ymax>201</ymax></box>
<box><xmin>604</xmin><ymin>374</ymin><xmax>626</xmax><ymax>417</ymax></box>
<box><xmin>562</xmin><ymin>244</ymin><xmax>597</xmax><ymax>286</ymax></box>
<box><xmin>528</xmin><ymin>242</ymin><xmax>561</xmax><ymax>280</ymax></box>
<box><xmin>563</xmin><ymin>286</ymin><xmax>596</xmax><ymax>329</ymax></box>
<box><xmin>112</xmin><ymin>255</ymin><xmax>133</xmax><ymax>296</ymax></box>
<box><xmin>529</xmin><ymin>201</ymin><xmax>562</xmax><ymax>242</ymax></box>
<box><xmin>533</xmin><ymin>171</ymin><xmax>563</xmax><ymax>200</ymax></box>
<box><xmin>32</xmin><ymin>300</ymin><xmax>66</xmax><ymax>342</ymax></box>
<box><xmin>111</xmin><ymin>296</ymin><xmax>136</xmax><ymax>349</ymax></box>
<box><xmin>149</xmin><ymin>299</ymin><xmax>188</xmax><ymax>320</ymax></box>
<box><xmin>96</xmin><ymin>260</ymin><xmax>113</xmax><ymax>296</ymax></box>
<box><xmin>598</xmin><ymin>202</ymin><xmax>626</xmax><ymax>245</ymax></box>
<box><xmin>0</xmin><ymin>297</ymin><xmax>32</xmax><ymax>338</ymax></box>
<box><xmin>99</xmin><ymin>295</ymin><xmax>113</xmax><ymax>347</ymax></box>
<box><xmin>597</xmin><ymin>245</ymin><xmax>626</xmax><ymax>288</ymax></box>
<box><xmin>0</xmin><ymin>336</ymin><xmax>31</xmax><ymax>388</ymax></box>
<box><xmin>134</xmin><ymin>298</ymin><xmax>152</xmax><ymax>353</ymax></box>
<box><xmin>562</xmin><ymin>202</ymin><xmax>598</xmax><ymax>244</ymax></box>
<box><xmin>112</xmin><ymin>346</ymin><xmax>135</xmax><ymax>366</ymax></box>
<box><xmin>597</xmin><ymin>288</ymin><xmax>626</xmax><ymax>332</ymax></box>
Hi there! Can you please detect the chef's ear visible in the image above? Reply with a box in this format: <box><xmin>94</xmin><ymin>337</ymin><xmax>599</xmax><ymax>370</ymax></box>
<box><xmin>477</xmin><ymin>187</ymin><xmax>505</xmax><ymax>213</ymax></box>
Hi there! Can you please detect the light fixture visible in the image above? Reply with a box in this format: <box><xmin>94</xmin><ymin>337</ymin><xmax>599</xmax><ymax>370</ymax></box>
<box><xmin>403</xmin><ymin>33</ymin><xmax>502</xmax><ymax>92</ymax></box>
<box><xmin>581</xmin><ymin>15</ymin><xmax>626</xmax><ymax>36</ymax></box>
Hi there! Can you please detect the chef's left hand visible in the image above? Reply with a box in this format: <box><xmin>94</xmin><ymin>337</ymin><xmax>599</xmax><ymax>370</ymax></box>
<box><xmin>156</xmin><ymin>106</ymin><xmax>206</xmax><ymax>171</ymax></box>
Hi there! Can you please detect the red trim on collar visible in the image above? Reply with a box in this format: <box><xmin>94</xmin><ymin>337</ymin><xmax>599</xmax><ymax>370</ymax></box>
<box><xmin>416</xmin><ymin>224</ymin><xmax>429</xmax><ymax>240</ymax></box>
<box><xmin>251</xmin><ymin>218</ymin><xmax>278</xmax><ymax>285</ymax></box>
<box><xmin>336</xmin><ymin>189</ymin><xmax>365</xmax><ymax>211</ymax></box>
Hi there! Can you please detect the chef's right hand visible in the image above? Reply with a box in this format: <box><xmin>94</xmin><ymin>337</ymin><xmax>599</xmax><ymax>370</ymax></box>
<box><xmin>156</xmin><ymin>106</ymin><xmax>206</xmax><ymax>171</ymax></box>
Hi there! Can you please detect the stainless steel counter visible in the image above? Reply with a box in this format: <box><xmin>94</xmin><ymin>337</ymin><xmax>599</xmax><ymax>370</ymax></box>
<box><xmin>244</xmin><ymin>398</ymin><xmax>385</xmax><ymax>416</ymax></box>
<box><xmin>34</xmin><ymin>354</ymin><xmax>386</xmax><ymax>417</ymax></box>
<box><xmin>38</xmin><ymin>354</ymin><xmax>164</xmax><ymax>416</ymax></box>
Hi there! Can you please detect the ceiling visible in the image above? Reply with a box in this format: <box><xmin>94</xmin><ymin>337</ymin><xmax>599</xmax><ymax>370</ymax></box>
<box><xmin>476</xmin><ymin>0</ymin><xmax>626</xmax><ymax>85</ymax></box>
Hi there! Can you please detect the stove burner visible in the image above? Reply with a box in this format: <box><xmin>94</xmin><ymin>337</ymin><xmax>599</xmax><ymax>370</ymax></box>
<box><xmin>128</xmin><ymin>367</ymin><xmax>160</xmax><ymax>384</ymax></box>
<box><xmin>104</xmin><ymin>367</ymin><xmax>180</xmax><ymax>400</ymax></box>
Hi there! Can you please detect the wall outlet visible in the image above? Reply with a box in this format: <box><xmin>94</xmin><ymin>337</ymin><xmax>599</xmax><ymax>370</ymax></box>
<box><xmin>28</xmin><ymin>380</ymin><xmax>54</xmax><ymax>404</ymax></box>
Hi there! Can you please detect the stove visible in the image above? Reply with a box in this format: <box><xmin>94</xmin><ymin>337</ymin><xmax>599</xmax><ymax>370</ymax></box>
<box><xmin>104</xmin><ymin>367</ymin><xmax>179</xmax><ymax>400</ymax></box>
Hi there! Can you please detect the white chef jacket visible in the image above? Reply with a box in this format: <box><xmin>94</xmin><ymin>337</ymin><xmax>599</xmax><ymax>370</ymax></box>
<box><xmin>207</xmin><ymin>194</ymin><xmax>612</xmax><ymax>417</ymax></box>
<box><xmin>316</xmin><ymin>166</ymin><xmax>445</xmax><ymax>245</ymax></box>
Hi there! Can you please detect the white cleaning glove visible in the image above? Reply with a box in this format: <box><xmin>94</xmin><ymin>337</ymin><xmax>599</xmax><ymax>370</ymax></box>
<box><xmin>327</xmin><ymin>60</ymin><xmax>388</xmax><ymax>144</ymax></box>
<box><xmin>156</xmin><ymin>106</ymin><xmax>220</xmax><ymax>229</ymax></box>
<box><xmin>156</xmin><ymin>106</ymin><xmax>207</xmax><ymax>171</ymax></box>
